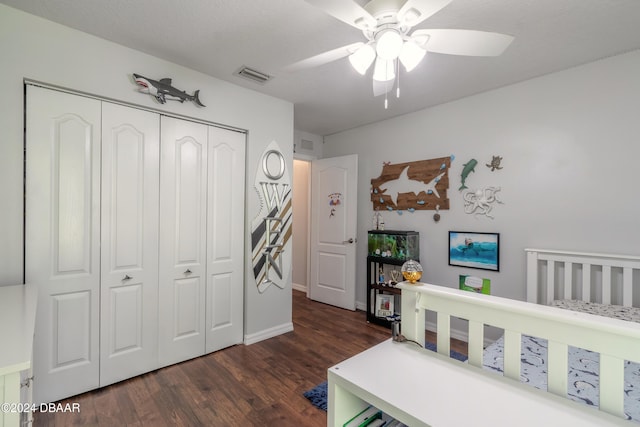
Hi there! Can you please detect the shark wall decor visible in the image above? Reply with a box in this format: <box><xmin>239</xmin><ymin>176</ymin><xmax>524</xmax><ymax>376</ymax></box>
<box><xmin>133</xmin><ymin>73</ymin><xmax>205</xmax><ymax>107</ymax></box>
<box><xmin>370</xmin><ymin>156</ymin><xmax>452</xmax><ymax>212</ymax></box>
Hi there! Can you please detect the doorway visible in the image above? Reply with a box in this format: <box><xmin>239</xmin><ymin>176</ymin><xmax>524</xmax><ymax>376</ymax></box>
<box><xmin>292</xmin><ymin>145</ymin><xmax>358</xmax><ymax>311</ymax></box>
<box><xmin>292</xmin><ymin>159</ymin><xmax>311</xmax><ymax>293</ymax></box>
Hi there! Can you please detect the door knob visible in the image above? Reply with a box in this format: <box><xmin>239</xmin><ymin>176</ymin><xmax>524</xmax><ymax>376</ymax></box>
<box><xmin>184</xmin><ymin>269</ymin><xmax>192</xmax><ymax>274</ymax></box>
<box><xmin>122</xmin><ymin>274</ymin><xmax>132</xmax><ymax>281</ymax></box>
<box><xmin>342</xmin><ymin>238</ymin><xmax>355</xmax><ymax>244</ymax></box>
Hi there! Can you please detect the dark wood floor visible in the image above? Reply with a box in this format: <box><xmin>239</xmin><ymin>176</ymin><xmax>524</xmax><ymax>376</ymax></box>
<box><xmin>34</xmin><ymin>290</ymin><xmax>467</xmax><ymax>426</ymax></box>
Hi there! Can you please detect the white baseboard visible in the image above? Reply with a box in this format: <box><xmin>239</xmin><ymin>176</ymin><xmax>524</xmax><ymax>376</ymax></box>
<box><xmin>425</xmin><ymin>321</ymin><xmax>469</xmax><ymax>343</ymax></box>
<box><xmin>355</xmin><ymin>300</ymin><xmax>366</xmax><ymax>311</ymax></box>
<box><xmin>425</xmin><ymin>321</ymin><xmax>493</xmax><ymax>347</ymax></box>
<box><xmin>244</xmin><ymin>322</ymin><xmax>294</xmax><ymax>345</ymax></box>
<box><xmin>292</xmin><ymin>282</ymin><xmax>307</xmax><ymax>293</ymax></box>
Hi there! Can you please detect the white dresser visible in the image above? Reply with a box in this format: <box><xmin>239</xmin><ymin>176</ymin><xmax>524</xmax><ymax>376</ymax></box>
<box><xmin>0</xmin><ymin>284</ymin><xmax>37</xmax><ymax>427</ymax></box>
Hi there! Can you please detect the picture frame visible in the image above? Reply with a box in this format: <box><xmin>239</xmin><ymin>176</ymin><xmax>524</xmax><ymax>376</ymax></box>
<box><xmin>449</xmin><ymin>231</ymin><xmax>500</xmax><ymax>271</ymax></box>
<box><xmin>375</xmin><ymin>294</ymin><xmax>394</xmax><ymax>317</ymax></box>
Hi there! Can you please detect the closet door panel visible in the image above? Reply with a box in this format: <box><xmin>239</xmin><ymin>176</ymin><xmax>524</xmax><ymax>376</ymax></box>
<box><xmin>100</xmin><ymin>103</ymin><xmax>159</xmax><ymax>386</ymax></box>
<box><xmin>26</xmin><ymin>87</ymin><xmax>101</xmax><ymax>404</ymax></box>
<box><xmin>209</xmin><ymin>273</ymin><xmax>232</xmax><ymax>328</ymax></box>
<box><xmin>174</xmin><ymin>277</ymin><xmax>201</xmax><ymax>337</ymax></box>
<box><xmin>159</xmin><ymin>116</ymin><xmax>208</xmax><ymax>366</ymax></box>
<box><xmin>108</xmin><ymin>284</ymin><xmax>142</xmax><ymax>353</ymax></box>
<box><xmin>52</xmin><ymin>292</ymin><xmax>92</xmax><ymax>366</ymax></box>
<box><xmin>206</xmin><ymin>127</ymin><xmax>245</xmax><ymax>353</ymax></box>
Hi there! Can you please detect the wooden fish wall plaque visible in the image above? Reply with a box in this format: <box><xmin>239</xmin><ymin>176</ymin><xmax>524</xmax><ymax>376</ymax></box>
<box><xmin>371</xmin><ymin>156</ymin><xmax>451</xmax><ymax>212</ymax></box>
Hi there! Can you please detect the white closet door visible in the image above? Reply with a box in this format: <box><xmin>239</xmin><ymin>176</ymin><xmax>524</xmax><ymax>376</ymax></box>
<box><xmin>206</xmin><ymin>126</ymin><xmax>245</xmax><ymax>353</ymax></box>
<box><xmin>99</xmin><ymin>103</ymin><xmax>160</xmax><ymax>386</ymax></box>
<box><xmin>26</xmin><ymin>87</ymin><xmax>101</xmax><ymax>404</ymax></box>
<box><xmin>158</xmin><ymin>116</ymin><xmax>208</xmax><ymax>366</ymax></box>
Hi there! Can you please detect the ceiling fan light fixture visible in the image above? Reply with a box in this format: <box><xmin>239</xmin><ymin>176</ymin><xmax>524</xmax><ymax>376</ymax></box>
<box><xmin>399</xmin><ymin>40</ymin><xmax>427</xmax><ymax>72</ymax></box>
<box><xmin>372</xmin><ymin>57</ymin><xmax>395</xmax><ymax>82</ymax></box>
<box><xmin>348</xmin><ymin>43</ymin><xmax>376</xmax><ymax>75</ymax></box>
<box><xmin>375</xmin><ymin>29</ymin><xmax>403</xmax><ymax>60</ymax></box>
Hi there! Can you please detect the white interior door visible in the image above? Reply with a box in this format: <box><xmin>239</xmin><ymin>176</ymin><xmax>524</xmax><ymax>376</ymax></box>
<box><xmin>158</xmin><ymin>116</ymin><xmax>208</xmax><ymax>366</ymax></box>
<box><xmin>205</xmin><ymin>126</ymin><xmax>245</xmax><ymax>353</ymax></box>
<box><xmin>309</xmin><ymin>155</ymin><xmax>358</xmax><ymax>310</ymax></box>
<box><xmin>26</xmin><ymin>87</ymin><xmax>101</xmax><ymax>404</ymax></box>
<box><xmin>100</xmin><ymin>103</ymin><xmax>160</xmax><ymax>386</ymax></box>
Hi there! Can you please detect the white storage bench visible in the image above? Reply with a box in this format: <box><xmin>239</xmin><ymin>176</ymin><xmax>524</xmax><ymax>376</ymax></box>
<box><xmin>328</xmin><ymin>278</ymin><xmax>640</xmax><ymax>426</ymax></box>
<box><xmin>328</xmin><ymin>338</ymin><xmax>629</xmax><ymax>426</ymax></box>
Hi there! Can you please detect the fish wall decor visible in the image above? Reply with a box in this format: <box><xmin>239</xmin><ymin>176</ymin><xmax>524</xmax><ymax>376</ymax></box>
<box><xmin>370</xmin><ymin>156</ymin><xmax>451</xmax><ymax>211</ymax></box>
<box><xmin>133</xmin><ymin>73</ymin><xmax>205</xmax><ymax>107</ymax></box>
<box><xmin>459</xmin><ymin>158</ymin><xmax>478</xmax><ymax>190</ymax></box>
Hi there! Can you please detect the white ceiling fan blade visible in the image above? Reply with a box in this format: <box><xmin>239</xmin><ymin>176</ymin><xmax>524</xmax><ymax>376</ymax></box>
<box><xmin>304</xmin><ymin>0</ymin><xmax>376</xmax><ymax>30</ymax></box>
<box><xmin>373</xmin><ymin>79</ymin><xmax>394</xmax><ymax>97</ymax></box>
<box><xmin>397</xmin><ymin>0</ymin><xmax>453</xmax><ymax>27</ymax></box>
<box><xmin>412</xmin><ymin>29</ymin><xmax>514</xmax><ymax>56</ymax></box>
<box><xmin>283</xmin><ymin>42</ymin><xmax>365</xmax><ymax>73</ymax></box>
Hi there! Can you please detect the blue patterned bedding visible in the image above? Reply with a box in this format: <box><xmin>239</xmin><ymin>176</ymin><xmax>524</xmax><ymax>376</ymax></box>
<box><xmin>482</xmin><ymin>300</ymin><xmax>640</xmax><ymax>422</ymax></box>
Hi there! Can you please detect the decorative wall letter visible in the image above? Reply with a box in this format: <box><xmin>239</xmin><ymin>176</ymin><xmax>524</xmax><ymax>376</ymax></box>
<box><xmin>251</xmin><ymin>141</ymin><xmax>292</xmax><ymax>293</ymax></box>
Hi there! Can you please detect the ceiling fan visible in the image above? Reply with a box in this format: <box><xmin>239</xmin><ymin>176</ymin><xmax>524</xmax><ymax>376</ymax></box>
<box><xmin>287</xmin><ymin>0</ymin><xmax>514</xmax><ymax>104</ymax></box>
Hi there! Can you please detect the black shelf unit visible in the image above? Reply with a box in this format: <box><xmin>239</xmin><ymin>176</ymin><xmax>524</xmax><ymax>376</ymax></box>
<box><xmin>366</xmin><ymin>230</ymin><xmax>419</xmax><ymax>328</ymax></box>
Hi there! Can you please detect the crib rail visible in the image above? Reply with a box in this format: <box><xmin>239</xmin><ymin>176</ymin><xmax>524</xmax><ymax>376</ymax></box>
<box><xmin>526</xmin><ymin>248</ymin><xmax>640</xmax><ymax>306</ymax></box>
<box><xmin>399</xmin><ymin>282</ymin><xmax>640</xmax><ymax>420</ymax></box>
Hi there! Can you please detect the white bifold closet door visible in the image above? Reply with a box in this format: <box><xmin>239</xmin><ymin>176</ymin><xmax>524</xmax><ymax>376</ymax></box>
<box><xmin>99</xmin><ymin>103</ymin><xmax>160</xmax><ymax>386</ymax></box>
<box><xmin>205</xmin><ymin>126</ymin><xmax>246</xmax><ymax>353</ymax></box>
<box><xmin>158</xmin><ymin>117</ymin><xmax>208</xmax><ymax>366</ymax></box>
<box><xmin>158</xmin><ymin>117</ymin><xmax>245</xmax><ymax>365</ymax></box>
<box><xmin>27</xmin><ymin>85</ymin><xmax>246</xmax><ymax>404</ymax></box>
<box><xmin>26</xmin><ymin>87</ymin><xmax>102</xmax><ymax>404</ymax></box>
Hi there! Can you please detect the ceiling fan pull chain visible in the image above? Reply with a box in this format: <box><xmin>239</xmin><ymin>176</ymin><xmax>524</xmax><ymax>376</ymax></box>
<box><xmin>396</xmin><ymin>59</ymin><xmax>401</xmax><ymax>99</ymax></box>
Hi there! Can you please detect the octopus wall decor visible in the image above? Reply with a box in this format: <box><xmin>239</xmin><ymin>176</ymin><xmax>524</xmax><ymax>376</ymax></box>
<box><xmin>463</xmin><ymin>187</ymin><xmax>503</xmax><ymax>219</ymax></box>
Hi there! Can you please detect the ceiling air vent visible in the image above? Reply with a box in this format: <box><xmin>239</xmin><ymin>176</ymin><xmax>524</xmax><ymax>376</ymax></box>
<box><xmin>234</xmin><ymin>66</ymin><xmax>272</xmax><ymax>84</ymax></box>
<box><xmin>300</xmin><ymin>139</ymin><xmax>314</xmax><ymax>151</ymax></box>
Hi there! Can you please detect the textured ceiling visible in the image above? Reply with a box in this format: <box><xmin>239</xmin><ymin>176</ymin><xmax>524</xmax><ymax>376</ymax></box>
<box><xmin>3</xmin><ymin>0</ymin><xmax>640</xmax><ymax>136</ymax></box>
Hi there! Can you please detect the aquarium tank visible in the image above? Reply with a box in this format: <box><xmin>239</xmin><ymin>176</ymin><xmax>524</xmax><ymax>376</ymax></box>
<box><xmin>367</xmin><ymin>230</ymin><xmax>419</xmax><ymax>261</ymax></box>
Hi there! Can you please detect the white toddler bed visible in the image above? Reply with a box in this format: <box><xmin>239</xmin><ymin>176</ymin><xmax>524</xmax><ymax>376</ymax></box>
<box><xmin>401</xmin><ymin>248</ymin><xmax>640</xmax><ymax>423</ymax></box>
<box><xmin>328</xmin><ymin>249</ymin><xmax>640</xmax><ymax>426</ymax></box>
<box><xmin>481</xmin><ymin>249</ymin><xmax>640</xmax><ymax>421</ymax></box>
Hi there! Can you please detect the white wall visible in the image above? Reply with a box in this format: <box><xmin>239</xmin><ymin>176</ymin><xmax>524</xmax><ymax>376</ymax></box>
<box><xmin>291</xmin><ymin>130</ymin><xmax>321</xmax><ymax>294</ymax></box>
<box><xmin>323</xmin><ymin>50</ymin><xmax>640</xmax><ymax>308</ymax></box>
<box><xmin>0</xmin><ymin>4</ymin><xmax>293</xmax><ymax>340</ymax></box>
<box><xmin>292</xmin><ymin>160</ymin><xmax>310</xmax><ymax>291</ymax></box>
